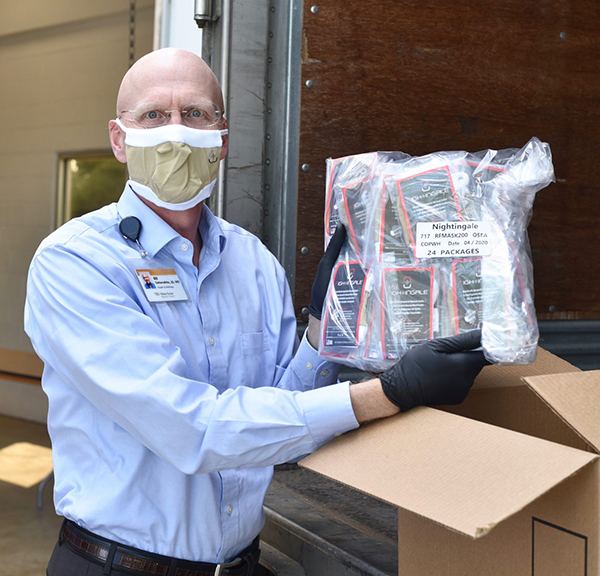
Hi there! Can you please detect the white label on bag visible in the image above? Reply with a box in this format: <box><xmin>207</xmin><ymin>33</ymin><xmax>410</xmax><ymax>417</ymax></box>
<box><xmin>415</xmin><ymin>221</ymin><xmax>492</xmax><ymax>259</ymax></box>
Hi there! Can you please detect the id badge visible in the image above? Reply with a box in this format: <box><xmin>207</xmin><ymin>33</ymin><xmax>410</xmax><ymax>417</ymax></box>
<box><xmin>127</xmin><ymin>258</ymin><xmax>189</xmax><ymax>303</ymax></box>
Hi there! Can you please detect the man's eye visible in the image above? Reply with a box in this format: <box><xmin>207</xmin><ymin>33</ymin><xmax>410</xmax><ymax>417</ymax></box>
<box><xmin>145</xmin><ymin>111</ymin><xmax>160</xmax><ymax>119</ymax></box>
<box><xmin>187</xmin><ymin>109</ymin><xmax>204</xmax><ymax>118</ymax></box>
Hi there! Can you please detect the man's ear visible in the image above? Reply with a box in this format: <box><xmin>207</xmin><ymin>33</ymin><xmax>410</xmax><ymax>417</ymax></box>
<box><xmin>220</xmin><ymin>117</ymin><xmax>228</xmax><ymax>160</ymax></box>
<box><xmin>108</xmin><ymin>120</ymin><xmax>127</xmax><ymax>164</ymax></box>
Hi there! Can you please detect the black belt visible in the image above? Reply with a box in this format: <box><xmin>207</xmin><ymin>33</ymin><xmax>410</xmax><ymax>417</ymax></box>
<box><xmin>60</xmin><ymin>520</ymin><xmax>260</xmax><ymax>576</ymax></box>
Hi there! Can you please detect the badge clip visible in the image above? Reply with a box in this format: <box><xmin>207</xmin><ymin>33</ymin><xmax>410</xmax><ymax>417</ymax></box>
<box><xmin>120</xmin><ymin>216</ymin><xmax>148</xmax><ymax>257</ymax></box>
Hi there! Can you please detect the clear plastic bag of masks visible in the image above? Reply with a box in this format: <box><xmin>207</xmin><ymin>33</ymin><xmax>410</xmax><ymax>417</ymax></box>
<box><xmin>320</xmin><ymin>138</ymin><xmax>555</xmax><ymax>371</ymax></box>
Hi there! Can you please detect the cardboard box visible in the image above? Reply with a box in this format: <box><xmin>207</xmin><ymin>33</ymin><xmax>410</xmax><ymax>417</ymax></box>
<box><xmin>300</xmin><ymin>349</ymin><xmax>600</xmax><ymax>575</ymax></box>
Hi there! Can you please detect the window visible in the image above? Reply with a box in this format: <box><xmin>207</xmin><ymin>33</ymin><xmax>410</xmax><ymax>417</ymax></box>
<box><xmin>57</xmin><ymin>153</ymin><xmax>127</xmax><ymax>225</ymax></box>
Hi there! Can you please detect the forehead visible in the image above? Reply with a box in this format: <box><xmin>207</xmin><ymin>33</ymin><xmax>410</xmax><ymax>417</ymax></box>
<box><xmin>128</xmin><ymin>82</ymin><xmax>218</xmax><ymax>110</ymax></box>
<box><xmin>118</xmin><ymin>56</ymin><xmax>223</xmax><ymax>113</ymax></box>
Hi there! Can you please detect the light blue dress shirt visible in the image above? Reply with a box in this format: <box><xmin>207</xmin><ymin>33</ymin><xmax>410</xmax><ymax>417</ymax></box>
<box><xmin>24</xmin><ymin>183</ymin><xmax>358</xmax><ymax>563</ymax></box>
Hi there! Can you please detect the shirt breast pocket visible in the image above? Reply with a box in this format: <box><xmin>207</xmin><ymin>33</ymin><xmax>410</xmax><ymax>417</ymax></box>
<box><xmin>240</xmin><ymin>331</ymin><xmax>273</xmax><ymax>388</ymax></box>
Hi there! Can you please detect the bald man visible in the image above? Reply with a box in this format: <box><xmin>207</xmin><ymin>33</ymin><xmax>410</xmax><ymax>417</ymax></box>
<box><xmin>25</xmin><ymin>48</ymin><xmax>487</xmax><ymax>576</ymax></box>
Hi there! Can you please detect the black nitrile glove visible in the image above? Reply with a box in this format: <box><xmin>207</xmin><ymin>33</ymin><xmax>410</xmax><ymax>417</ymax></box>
<box><xmin>308</xmin><ymin>224</ymin><xmax>347</xmax><ymax>320</ymax></box>
<box><xmin>380</xmin><ymin>330</ymin><xmax>489</xmax><ymax>412</ymax></box>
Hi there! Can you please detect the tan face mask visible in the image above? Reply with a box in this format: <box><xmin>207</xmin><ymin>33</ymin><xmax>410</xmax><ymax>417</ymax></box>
<box><xmin>115</xmin><ymin>119</ymin><xmax>228</xmax><ymax>210</ymax></box>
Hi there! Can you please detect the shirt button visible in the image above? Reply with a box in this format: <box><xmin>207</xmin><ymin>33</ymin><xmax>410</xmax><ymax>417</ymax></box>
<box><xmin>305</xmin><ymin>362</ymin><xmax>313</xmax><ymax>370</ymax></box>
<box><xmin>227</xmin><ymin>505</ymin><xmax>233</xmax><ymax>515</ymax></box>
<box><xmin>209</xmin><ymin>337</ymin><xmax>215</xmax><ymax>346</ymax></box>
<box><xmin>321</xmin><ymin>370</ymin><xmax>329</xmax><ymax>377</ymax></box>
<box><xmin>181</xmin><ymin>243</ymin><xmax>190</xmax><ymax>251</ymax></box>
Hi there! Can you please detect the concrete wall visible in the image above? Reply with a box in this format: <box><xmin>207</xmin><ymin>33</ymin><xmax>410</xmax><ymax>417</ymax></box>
<box><xmin>0</xmin><ymin>0</ymin><xmax>154</xmax><ymax>419</ymax></box>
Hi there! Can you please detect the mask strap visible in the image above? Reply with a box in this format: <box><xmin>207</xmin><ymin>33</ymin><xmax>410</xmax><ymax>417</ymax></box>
<box><xmin>115</xmin><ymin>118</ymin><xmax>226</xmax><ymax>137</ymax></box>
<box><xmin>114</xmin><ymin>118</ymin><xmax>127</xmax><ymax>132</ymax></box>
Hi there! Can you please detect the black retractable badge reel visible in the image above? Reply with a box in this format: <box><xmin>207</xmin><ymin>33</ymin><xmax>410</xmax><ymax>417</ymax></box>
<box><xmin>119</xmin><ymin>216</ymin><xmax>148</xmax><ymax>257</ymax></box>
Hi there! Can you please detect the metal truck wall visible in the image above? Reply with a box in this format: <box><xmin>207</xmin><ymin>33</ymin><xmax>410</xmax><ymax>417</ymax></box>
<box><xmin>294</xmin><ymin>1</ymin><xmax>600</xmax><ymax>322</ymax></box>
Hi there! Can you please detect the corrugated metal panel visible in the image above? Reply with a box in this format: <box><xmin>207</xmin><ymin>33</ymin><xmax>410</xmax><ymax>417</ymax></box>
<box><xmin>538</xmin><ymin>320</ymin><xmax>600</xmax><ymax>371</ymax></box>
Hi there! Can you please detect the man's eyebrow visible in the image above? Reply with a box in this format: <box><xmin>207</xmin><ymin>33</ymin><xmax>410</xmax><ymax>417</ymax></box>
<box><xmin>121</xmin><ymin>101</ymin><xmax>165</xmax><ymax>112</ymax></box>
<box><xmin>120</xmin><ymin>101</ymin><xmax>219</xmax><ymax>114</ymax></box>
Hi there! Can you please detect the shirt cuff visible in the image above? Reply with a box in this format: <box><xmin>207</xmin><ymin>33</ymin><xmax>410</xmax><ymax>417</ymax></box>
<box><xmin>296</xmin><ymin>382</ymin><xmax>359</xmax><ymax>448</ymax></box>
<box><xmin>292</xmin><ymin>329</ymin><xmax>342</xmax><ymax>389</ymax></box>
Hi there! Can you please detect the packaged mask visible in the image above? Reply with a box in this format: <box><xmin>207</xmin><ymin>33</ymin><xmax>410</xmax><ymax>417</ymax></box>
<box><xmin>115</xmin><ymin>118</ymin><xmax>228</xmax><ymax>210</ymax></box>
<box><xmin>320</xmin><ymin>138</ymin><xmax>555</xmax><ymax>370</ymax></box>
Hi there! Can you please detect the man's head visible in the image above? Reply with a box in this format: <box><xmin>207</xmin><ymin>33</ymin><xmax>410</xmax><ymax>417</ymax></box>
<box><xmin>109</xmin><ymin>48</ymin><xmax>227</xmax><ymax>164</ymax></box>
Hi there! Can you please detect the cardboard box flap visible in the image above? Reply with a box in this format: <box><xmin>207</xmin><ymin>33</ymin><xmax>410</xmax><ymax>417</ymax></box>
<box><xmin>473</xmin><ymin>347</ymin><xmax>579</xmax><ymax>391</ymax></box>
<box><xmin>524</xmin><ymin>370</ymin><xmax>600</xmax><ymax>453</ymax></box>
<box><xmin>300</xmin><ymin>407</ymin><xmax>597</xmax><ymax>539</ymax></box>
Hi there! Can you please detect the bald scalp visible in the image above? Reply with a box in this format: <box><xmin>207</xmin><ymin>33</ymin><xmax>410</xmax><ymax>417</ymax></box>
<box><xmin>116</xmin><ymin>48</ymin><xmax>224</xmax><ymax>116</ymax></box>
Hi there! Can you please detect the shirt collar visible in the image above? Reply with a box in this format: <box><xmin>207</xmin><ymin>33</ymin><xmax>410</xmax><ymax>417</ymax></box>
<box><xmin>199</xmin><ymin>203</ymin><xmax>227</xmax><ymax>255</ymax></box>
<box><xmin>117</xmin><ymin>182</ymin><xmax>179</xmax><ymax>258</ymax></box>
<box><xmin>117</xmin><ymin>181</ymin><xmax>227</xmax><ymax>258</ymax></box>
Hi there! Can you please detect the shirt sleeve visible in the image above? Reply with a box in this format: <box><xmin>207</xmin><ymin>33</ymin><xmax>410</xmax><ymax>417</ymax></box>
<box><xmin>286</xmin><ymin>330</ymin><xmax>343</xmax><ymax>390</ymax></box>
<box><xmin>24</xmin><ymin>245</ymin><xmax>359</xmax><ymax>476</ymax></box>
<box><xmin>267</xmin><ymin>260</ymin><xmax>342</xmax><ymax>392</ymax></box>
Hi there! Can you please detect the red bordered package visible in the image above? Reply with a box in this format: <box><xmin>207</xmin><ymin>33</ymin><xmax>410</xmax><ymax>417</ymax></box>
<box><xmin>321</xmin><ymin>258</ymin><xmax>372</xmax><ymax>363</ymax></box>
<box><xmin>381</xmin><ymin>266</ymin><xmax>436</xmax><ymax>361</ymax></box>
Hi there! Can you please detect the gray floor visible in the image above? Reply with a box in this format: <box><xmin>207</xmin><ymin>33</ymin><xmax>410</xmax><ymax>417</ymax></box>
<box><xmin>0</xmin><ymin>414</ymin><xmax>62</xmax><ymax>576</ymax></box>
